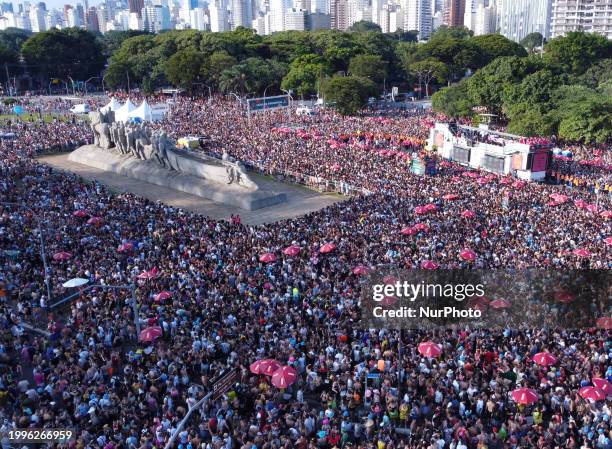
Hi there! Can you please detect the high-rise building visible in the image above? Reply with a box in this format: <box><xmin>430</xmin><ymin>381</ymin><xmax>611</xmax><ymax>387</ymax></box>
<box><xmin>96</xmin><ymin>5</ymin><xmax>107</xmax><ymax>31</ymax></box>
<box><xmin>499</xmin><ymin>0</ymin><xmax>551</xmax><ymax>41</ymax></box>
<box><xmin>1</xmin><ymin>3</ymin><xmax>13</xmax><ymax>13</ymax></box>
<box><xmin>230</xmin><ymin>0</ymin><xmax>252</xmax><ymax>28</ymax></box>
<box><xmin>28</xmin><ymin>4</ymin><xmax>46</xmax><ymax>31</ymax></box>
<box><xmin>402</xmin><ymin>0</ymin><xmax>431</xmax><ymax>39</ymax></box>
<box><xmin>209</xmin><ymin>0</ymin><xmax>229</xmax><ymax>31</ymax></box>
<box><xmin>143</xmin><ymin>4</ymin><xmax>171</xmax><ymax>31</ymax></box>
<box><xmin>443</xmin><ymin>0</ymin><xmax>464</xmax><ymax>26</ymax></box>
<box><xmin>551</xmin><ymin>0</ymin><xmax>612</xmax><ymax>39</ymax></box>
<box><xmin>128</xmin><ymin>0</ymin><xmax>144</xmax><ymax>16</ymax></box>
<box><xmin>347</xmin><ymin>0</ymin><xmax>367</xmax><ymax>25</ymax></box>
<box><xmin>330</xmin><ymin>0</ymin><xmax>347</xmax><ymax>29</ymax></box>
<box><xmin>306</xmin><ymin>11</ymin><xmax>330</xmax><ymax>28</ymax></box>
<box><xmin>284</xmin><ymin>7</ymin><xmax>305</xmax><ymax>28</ymax></box>
<box><xmin>86</xmin><ymin>5</ymin><xmax>99</xmax><ymax>30</ymax></box>
<box><xmin>270</xmin><ymin>0</ymin><xmax>292</xmax><ymax>31</ymax></box>
<box><xmin>188</xmin><ymin>6</ymin><xmax>207</xmax><ymax>29</ymax></box>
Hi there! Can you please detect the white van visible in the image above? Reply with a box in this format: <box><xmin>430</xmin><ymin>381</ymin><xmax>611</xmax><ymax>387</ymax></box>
<box><xmin>70</xmin><ymin>103</ymin><xmax>91</xmax><ymax>114</ymax></box>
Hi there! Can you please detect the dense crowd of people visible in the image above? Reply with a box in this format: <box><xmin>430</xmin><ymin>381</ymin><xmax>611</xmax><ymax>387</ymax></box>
<box><xmin>0</xmin><ymin>96</ymin><xmax>610</xmax><ymax>449</ymax></box>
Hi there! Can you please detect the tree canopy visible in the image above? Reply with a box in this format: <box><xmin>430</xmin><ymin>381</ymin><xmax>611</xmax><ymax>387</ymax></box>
<box><xmin>320</xmin><ymin>75</ymin><xmax>376</xmax><ymax>115</ymax></box>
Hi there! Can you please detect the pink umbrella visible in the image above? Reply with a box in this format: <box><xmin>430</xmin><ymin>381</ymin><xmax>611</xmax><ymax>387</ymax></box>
<box><xmin>117</xmin><ymin>242</ymin><xmax>134</xmax><ymax>253</ymax></box>
<box><xmin>353</xmin><ymin>265</ymin><xmax>370</xmax><ymax>276</ymax></box>
<box><xmin>489</xmin><ymin>298</ymin><xmax>511</xmax><ymax>309</ymax></box>
<box><xmin>553</xmin><ymin>290</ymin><xmax>576</xmax><ymax>303</ymax></box>
<box><xmin>413</xmin><ymin>223</ymin><xmax>429</xmax><ymax>233</ymax></box>
<box><xmin>137</xmin><ymin>267</ymin><xmax>160</xmax><ymax>280</ymax></box>
<box><xmin>443</xmin><ymin>194</ymin><xmax>459</xmax><ymax>200</ymax></box>
<box><xmin>596</xmin><ymin>317</ymin><xmax>612</xmax><ymax>329</ymax></box>
<box><xmin>139</xmin><ymin>326</ymin><xmax>162</xmax><ymax>342</ymax></box>
<box><xmin>605</xmin><ymin>237</ymin><xmax>612</xmax><ymax>246</ymax></box>
<box><xmin>424</xmin><ymin>203</ymin><xmax>438</xmax><ymax>212</ymax></box>
<box><xmin>587</xmin><ymin>204</ymin><xmax>598</xmax><ymax>213</ymax></box>
<box><xmin>401</xmin><ymin>227</ymin><xmax>417</xmax><ymax>236</ymax></box>
<box><xmin>87</xmin><ymin>216</ymin><xmax>103</xmax><ymax>226</ymax></box>
<box><xmin>283</xmin><ymin>245</ymin><xmax>301</xmax><ymax>257</ymax></box>
<box><xmin>511</xmin><ymin>388</ymin><xmax>538</xmax><ymax>405</ymax></box>
<box><xmin>414</xmin><ymin>206</ymin><xmax>427</xmax><ymax>215</ymax></box>
<box><xmin>592</xmin><ymin>378</ymin><xmax>612</xmax><ymax>396</ymax></box>
<box><xmin>532</xmin><ymin>352</ymin><xmax>557</xmax><ymax>366</ymax></box>
<box><xmin>259</xmin><ymin>252</ymin><xmax>277</xmax><ymax>263</ymax></box>
<box><xmin>53</xmin><ymin>251</ymin><xmax>72</xmax><ymax>261</ymax></box>
<box><xmin>499</xmin><ymin>178</ymin><xmax>512</xmax><ymax>185</ymax></box>
<box><xmin>549</xmin><ymin>193</ymin><xmax>568</xmax><ymax>203</ymax></box>
<box><xmin>573</xmin><ymin>248</ymin><xmax>591</xmax><ymax>258</ymax></box>
<box><xmin>459</xmin><ymin>248</ymin><xmax>477</xmax><ymax>262</ymax></box>
<box><xmin>421</xmin><ymin>260</ymin><xmax>439</xmax><ymax>270</ymax></box>
<box><xmin>271</xmin><ymin>365</ymin><xmax>298</xmax><ymax>388</ymax></box>
<box><xmin>547</xmin><ymin>201</ymin><xmax>562</xmax><ymax>206</ymax></box>
<box><xmin>381</xmin><ymin>295</ymin><xmax>397</xmax><ymax>306</ymax></box>
<box><xmin>579</xmin><ymin>386</ymin><xmax>606</xmax><ymax>401</ymax></box>
<box><xmin>72</xmin><ymin>210</ymin><xmax>88</xmax><ymax>218</ymax></box>
<box><xmin>383</xmin><ymin>275</ymin><xmax>397</xmax><ymax>285</ymax></box>
<box><xmin>249</xmin><ymin>360</ymin><xmax>267</xmax><ymax>375</ymax></box>
<box><xmin>574</xmin><ymin>200</ymin><xmax>588</xmax><ymax>209</ymax></box>
<box><xmin>154</xmin><ymin>291</ymin><xmax>172</xmax><ymax>302</ymax></box>
<box><xmin>260</xmin><ymin>359</ymin><xmax>282</xmax><ymax>376</ymax></box>
<box><xmin>319</xmin><ymin>243</ymin><xmax>336</xmax><ymax>254</ymax></box>
<box><xmin>418</xmin><ymin>341</ymin><xmax>442</xmax><ymax>357</ymax></box>
<box><xmin>461</xmin><ymin>210</ymin><xmax>476</xmax><ymax>219</ymax></box>
<box><xmin>512</xmin><ymin>181</ymin><xmax>526</xmax><ymax>189</ymax></box>
<box><xmin>601</xmin><ymin>210</ymin><xmax>612</xmax><ymax>219</ymax></box>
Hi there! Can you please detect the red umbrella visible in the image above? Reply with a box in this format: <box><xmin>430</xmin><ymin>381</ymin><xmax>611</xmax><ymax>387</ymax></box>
<box><xmin>443</xmin><ymin>194</ymin><xmax>459</xmax><ymax>200</ymax></box>
<box><xmin>87</xmin><ymin>216</ymin><xmax>103</xmax><ymax>226</ymax></box>
<box><xmin>499</xmin><ymin>178</ymin><xmax>512</xmax><ymax>185</ymax></box>
<box><xmin>461</xmin><ymin>210</ymin><xmax>476</xmax><ymax>219</ymax></box>
<box><xmin>381</xmin><ymin>295</ymin><xmax>397</xmax><ymax>306</ymax></box>
<box><xmin>400</xmin><ymin>227</ymin><xmax>417</xmax><ymax>236</ymax></box>
<box><xmin>137</xmin><ymin>267</ymin><xmax>160</xmax><ymax>280</ymax></box>
<box><xmin>249</xmin><ymin>360</ymin><xmax>266</xmax><ymax>375</ymax></box>
<box><xmin>587</xmin><ymin>204</ymin><xmax>598</xmax><ymax>213</ymax></box>
<box><xmin>605</xmin><ymin>237</ymin><xmax>612</xmax><ymax>246</ymax></box>
<box><xmin>383</xmin><ymin>275</ymin><xmax>398</xmax><ymax>285</ymax></box>
<box><xmin>579</xmin><ymin>386</ymin><xmax>606</xmax><ymax>401</ymax></box>
<box><xmin>260</xmin><ymin>359</ymin><xmax>282</xmax><ymax>376</ymax></box>
<box><xmin>117</xmin><ymin>242</ymin><xmax>134</xmax><ymax>253</ymax></box>
<box><xmin>53</xmin><ymin>251</ymin><xmax>72</xmax><ymax>261</ymax></box>
<box><xmin>319</xmin><ymin>243</ymin><xmax>336</xmax><ymax>254</ymax></box>
<box><xmin>553</xmin><ymin>289</ymin><xmax>576</xmax><ymax>303</ymax></box>
<box><xmin>511</xmin><ymin>388</ymin><xmax>538</xmax><ymax>405</ymax></box>
<box><xmin>271</xmin><ymin>365</ymin><xmax>298</xmax><ymax>388</ymax></box>
<box><xmin>352</xmin><ymin>265</ymin><xmax>369</xmax><ymax>276</ymax></box>
<box><xmin>413</xmin><ymin>223</ymin><xmax>429</xmax><ymax>233</ymax></box>
<box><xmin>489</xmin><ymin>298</ymin><xmax>511</xmax><ymax>309</ymax></box>
<box><xmin>283</xmin><ymin>245</ymin><xmax>300</xmax><ymax>257</ymax></box>
<box><xmin>573</xmin><ymin>248</ymin><xmax>591</xmax><ymax>258</ymax></box>
<box><xmin>414</xmin><ymin>206</ymin><xmax>427</xmax><ymax>215</ymax></box>
<box><xmin>468</xmin><ymin>296</ymin><xmax>489</xmax><ymax>311</ymax></box>
<box><xmin>532</xmin><ymin>352</ymin><xmax>557</xmax><ymax>366</ymax></box>
<box><xmin>421</xmin><ymin>260</ymin><xmax>439</xmax><ymax>270</ymax></box>
<box><xmin>459</xmin><ymin>248</ymin><xmax>477</xmax><ymax>262</ymax></box>
<box><xmin>418</xmin><ymin>341</ymin><xmax>442</xmax><ymax>357</ymax></box>
<box><xmin>601</xmin><ymin>210</ymin><xmax>612</xmax><ymax>219</ymax></box>
<box><xmin>592</xmin><ymin>378</ymin><xmax>612</xmax><ymax>396</ymax></box>
<box><xmin>512</xmin><ymin>181</ymin><xmax>526</xmax><ymax>189</ymax></box>
<box><xmin>154</xmin><ymin>291</ymin><xmax>172</xmax><ymax>302</ymax></box>
<box><xmin>139</xmin><ymin>326</ymin><xmax>162</xmax><ymax>342</ymax></box>
<box><xmin>424</xmin><ymin>203</ymin><xmax>438</xmax><ymax>212</ymax></box>
<box><xmin>574</xmin><ymin>199</ymin><xmax>588</xmax><ymax>209</ymax></box>
<box><xmin>596</xmin><ymin>317</ymin><xmax>612</xmax><ymax>329</ymax></box>
<box><xmin>72</xmin><ymin>210</ymin><xmax>88</xmax><ymax>218</ymax></box>
<box><xmin>259</xmin><ymin>252</ymin><xmax>277</xmax><ymax>263</ymax></box>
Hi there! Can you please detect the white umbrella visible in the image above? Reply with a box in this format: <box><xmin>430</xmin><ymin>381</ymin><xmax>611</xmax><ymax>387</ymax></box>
<box><xmin>62</xmin><ymin>278</ymin><xmax>90</xmax><ymax>288</ymax></box>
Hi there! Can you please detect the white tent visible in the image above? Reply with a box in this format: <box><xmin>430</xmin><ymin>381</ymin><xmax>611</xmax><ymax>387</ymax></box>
<box><xmin>100</xmin><ymin>97</ymin><xmax>122</xmax><ymax>113</ymax></box>
<box><xmin>115</xmin><ymin>98</ymin><xmax>136</xmax><ymax>123</ymax></box>
<box><xmin>128</xmin><ymin>100</ymin><xmax>154</xmax><ymax>122</ymax></box>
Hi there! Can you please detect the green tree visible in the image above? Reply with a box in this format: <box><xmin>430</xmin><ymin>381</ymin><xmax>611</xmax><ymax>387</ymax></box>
<box><xmin>348</xmin><ymin>54</ymin><xmax>387</xmax><ymax>84</ymax></box>
<box><xmin>281</xmin><ymin>53</ymin><xmax>331</xmax><ymax>98</ymax></box>
<box><xmin>409</xmin><ymin>58</ymin><xmax>447</xmax><ymax>97</ymax></box>
<box><xmin>312</xmin><ymin>31</ymin><xmax>362</xmax><ymax>72</ymax></box>
<box><xmin>163</xmin><ymin>49</ymin><xmax>206</xmax><ymax>93</ymax></box>
<box><xmin>205</xmin><ymin>52</ymin><xmax>237</xmax><ymax>90</ymax></box>
<box><xmin>348</xmin><ymin>21</ymin><xmax>382</xmax><ymax>33</ymax></box>
<box><xmin>429</xmin><ymin>25</ymin><xmax>473</xmax><ymax>41</ymax></box>
<box><xmin>520</xmin><ymin>32</ymin><xmax>544</xmax><ymax>53</ymax></box>
<box><xmin>21</xmin><ymin>28</ymin><xmax>105</xmax><ymax>81</ymax></box>
<box><xmin>219</xmin><ymin>57</ymin><xmax>287</xmax><ymax>95</ymax></box>
<box><xmin>557</xmin><ymin>97</ymin><xmax>611</xmax><ymax>143</ymax></box>
<box><xmin>431</xmin><ymin>81</ymin><xmax>474</xmax><ymax>118</ymax></box>
<box><xmin>0</xmin><ymin>42</ymin><xmax>18</xmax><ymax>83</ymax></box>
<box><xmin>506</xmin><ymin>108</ymin><xmax>558</xmax><ymax>137</ymax></box>
<box><xmin>0</xmin><ymin>28</ymin><xmax>31</xmax><ymax>53</ymax></box>
<box><xmin>577</xmin><ymin>58</ymin><xmax>612</xmax><ymax>89</ymax></box>
<box><xmin>321</xmin><ymin>75</ymin><xmax>376</xmax><ymax>115</ymax></box>
<box><xmin>100</xmin><ymin>30</ymin><xmax>150</xmax><ymax>57</ymax></box>
<box><xmin>470</xmin><ymin>34</ymin><xmax>527</xmax><ymax>66</ymax></box>
<box><xmin>264</xmin><ymin>31</ymin><xmax>314</xmax><ymax>63</ymax></box>
<box><xmin>503</xmin><ymin>69</ymin><xmax>563</xmax><ymax>117</ymax></box>
<box><xmin>544</xmin><ymin>31</ymin><xmax>612</xmax><ymax>76</ymax></box>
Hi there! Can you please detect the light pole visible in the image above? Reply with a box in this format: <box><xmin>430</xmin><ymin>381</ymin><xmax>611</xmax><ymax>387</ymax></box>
<box><xmin>281</xmin><ymin>88</ymin><xmax>293</xmax><ymax>118</ymax></box>
<box><xmin>1</xmin><ymin>202</ymin><xmax>52</xmax><ymax>304</ymax></box>
<box><xmin>55</xmin><ymin>278</ymin><xmax>141</xmax><ymax>338</ymax></box>
<box><xmin>84</xmin><ymin>77</ymin><xmax>100</xmax><ymax>94</ymax></box>
<box><xmin>263</xmin><ymin>84</ymin><xmax>275</xmax><ymax>111</ymax></box>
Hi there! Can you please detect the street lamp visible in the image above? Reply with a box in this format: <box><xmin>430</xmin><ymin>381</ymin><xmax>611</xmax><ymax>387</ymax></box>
<box><xmin>0</xmin><ymin>202</ymin><xmax>52</xmax><ymax>304</ymax></box>
<box><xmin>56</xmin><ymin>277</ymin><xmax>141</xmax><ymax>338</ymax></box>
<box><xmin>281</xmin><ymin>88</ymin><xmax>293</xmax><ymax>118</ymax></box>
<box><xmin>263</xmin><ymin>84</ymin><xmax>275</xmax><ymax>111</ymax></box>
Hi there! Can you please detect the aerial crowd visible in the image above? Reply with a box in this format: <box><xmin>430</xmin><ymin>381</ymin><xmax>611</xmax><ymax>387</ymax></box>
<box><xmin>0</xmin><ymin>96</ymin><xmax>610</xmax><ymax>449</ymax></box>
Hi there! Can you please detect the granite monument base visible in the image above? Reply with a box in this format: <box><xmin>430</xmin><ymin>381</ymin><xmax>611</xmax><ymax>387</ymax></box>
<box><xmin>69</xmin><ymin>145</ymin><xmax>287</xmax><ymax>211</ymax></box>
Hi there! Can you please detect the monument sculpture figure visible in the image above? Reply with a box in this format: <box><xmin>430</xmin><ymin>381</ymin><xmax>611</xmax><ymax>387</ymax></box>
<box><xmin>85</xmin><ymin>110</ymin><xmax>258</xmax><ymax>190</ymax></box>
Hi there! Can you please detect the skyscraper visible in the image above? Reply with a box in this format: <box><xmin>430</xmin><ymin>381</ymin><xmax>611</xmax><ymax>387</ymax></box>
<box><xmin>231</xmin><ymin>0</ymin><xmax>253</xmax><ymax>28</ymax></box>
<box><xmin>550</xmin><ymin>0</ymin><xmax>612</xmax><ymax>39</ymax></box>
<box><xmin>330</xmin><ymin>0</ymin><xmax>348</xmax><ymax>29</ymax></box>
<box><xmin>498</xmin><ymin>0</ymin><xmax>551</xmax><ymax>41</ymax></box>
<box><xmin>128</xmin><ymin>0</ymin><xmax>144</xmax><ymax>17</ymax></box>
<box><xmin>209</xmin><ymin>0</ymin><xmax>229</xmax><ymax>31</ymax></box>
<box><xmin>402</xmin><ymin>0</ymin><xmax>431</xmax><ymax>39</ymax></box>
<box><xmin>443</xmin><ymin>0</ymin><xmax>464</xmax><ymax>26</ymax></box>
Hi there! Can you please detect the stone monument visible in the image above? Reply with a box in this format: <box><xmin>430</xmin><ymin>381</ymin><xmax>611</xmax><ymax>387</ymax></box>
<box><xmin>69</xmin><ymin>110</ymin><xmax>286</xmax><ymax>210</ymax></box>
